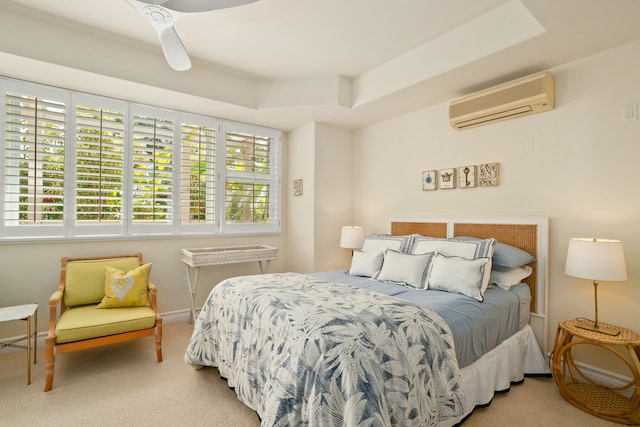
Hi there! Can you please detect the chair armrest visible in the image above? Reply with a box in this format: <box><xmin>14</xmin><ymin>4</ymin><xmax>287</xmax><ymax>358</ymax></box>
<box><xmin>49</xmin><ymin>291</ymin><xmax>62</xmax><ymax>304</ymax></box>
<box><xmin>48</xmin><ymin>291</ymin><xmax>63</xmax><ymax>337</ymax></box>
<box><xmin>148</xmin><ymin>281</ymin><xmax>159</xmax><ymax>315</ymax></box>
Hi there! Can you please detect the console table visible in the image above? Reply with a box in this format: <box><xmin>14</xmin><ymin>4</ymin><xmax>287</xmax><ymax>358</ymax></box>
<box><xmin>0</xmin><ymin>303</ymin><xmax>38</xmax><ymax>385</ymax></box>
<box><xmin>181</xmin><ymin>245</ymin><xmax>279</xmax><ymax>323</ymax></box>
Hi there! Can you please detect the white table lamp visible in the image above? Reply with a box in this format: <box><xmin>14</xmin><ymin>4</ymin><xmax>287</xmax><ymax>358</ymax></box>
<box><xmin>565</xmin><ymin>237</ymin><xmax>628</xmax><ymax>336</ymax></box>
<box><xmin>340</xmin><ymin>226</ymin><xmax>365</xmax><ymax>253</ymax></box>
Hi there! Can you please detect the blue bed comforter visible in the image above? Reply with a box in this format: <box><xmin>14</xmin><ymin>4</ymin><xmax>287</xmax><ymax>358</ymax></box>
<box><xmin>311</xmin><ymin>270</ymin><xmax>529</xmax><ymax>368</ymax></box>
<box><xmin>185</xmin><ymin>272</ymin><xmax>466</xmax><ymax>426</ymax></box>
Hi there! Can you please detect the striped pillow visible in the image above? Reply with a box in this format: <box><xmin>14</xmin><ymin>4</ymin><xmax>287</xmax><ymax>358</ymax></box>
<box><xmin>361</xmin><ymin>234</ymin><xmax>414</xmax><ymax>254</ymax></box>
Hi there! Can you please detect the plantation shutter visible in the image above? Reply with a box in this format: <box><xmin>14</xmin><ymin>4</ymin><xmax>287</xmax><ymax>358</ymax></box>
<box><xmin>75</xmin><ymin>104</ymin><xmax>125</xmax><ymax>229</ymax></box>
<box><xmin>222</xmin><ymin>121</ymin><xmax>280</xmax><ymax>234</ymax></box>
<box><xmin>130</xmin><ymin>109</ymin><xmax>175</xmax><ymax>229</ymax></box>
<box><xmin>0</xmin><ymin>77</ymin><xmax>281</xmax><ymax>240</ymax></box>
<box><xmin>179</xmin><ymin>119</ymin><xmax>216</xmax><ymax>229</ymax></box>
<box><xmin>4</xmin><ymin>89</ymin><xmax>66</xmax><ymax>236</ymax></box>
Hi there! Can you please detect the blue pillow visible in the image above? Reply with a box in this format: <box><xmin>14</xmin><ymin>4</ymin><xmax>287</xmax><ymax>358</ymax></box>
<box><xmin>492</xmin><ymin>241</ymin><xmax>536</xmax><ymax>271</ymax></box>
<box><xmin>453</xmin><ymin>236</ymin><xmax>535</xmax><ymax>271</ymax></box>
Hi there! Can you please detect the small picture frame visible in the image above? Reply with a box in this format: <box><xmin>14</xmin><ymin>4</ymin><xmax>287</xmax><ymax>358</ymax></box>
<box><xmin>293</xmin><ymin>179</ymin><xmax>303</xmax><ymax>196</ymax></box>
<box><xmin>458</xmin><ymin>165</ymin><xmax>476</xmax><ymax>189</ymax></box>
<box><xmin>439</xmin><ymin>168</ymin><xmax>456</xmax><ymax>190</ymax></box>
<box><xmin>422</xmin><ymin>170</ymin><xmax>437</xmax><ymax>191</ymax></box>
<box><xmin>478</xmin><ymin>163</ymin><xmax>499</xmax><ymax>187</ymax></box>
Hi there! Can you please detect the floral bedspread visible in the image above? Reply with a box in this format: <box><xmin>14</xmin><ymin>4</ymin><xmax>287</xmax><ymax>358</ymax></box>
<box><xmin>184</xmin><ymin>272</ymin><xmax>466</xmax><ymax>426</ymax></box>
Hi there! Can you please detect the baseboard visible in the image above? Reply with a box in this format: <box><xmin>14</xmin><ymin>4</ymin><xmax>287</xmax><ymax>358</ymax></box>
<box><xmin>161</xmin><ymin>308</ymin><xmax>192</xmax><ymax>324</ymax></box>
<box><xmin>571</xmin><ymin>360</ymin><xmax>634</xmax><ymax>398</ymax></box>
<box><xmin>538</xmin><ymin>352</ymin><xmax>634</xmax><ymax>397</ymax></box>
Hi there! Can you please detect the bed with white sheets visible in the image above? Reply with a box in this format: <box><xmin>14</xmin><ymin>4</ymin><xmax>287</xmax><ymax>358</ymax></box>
<box><xmin>184</xmin><ymin>217</ymin><xmax>550</xmax><ymax>426</ymax></box>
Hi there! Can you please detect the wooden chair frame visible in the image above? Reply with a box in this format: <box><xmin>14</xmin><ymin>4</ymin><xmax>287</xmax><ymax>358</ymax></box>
<box><xmin>44</xmin><ymin>253</ymin><xmax>163</xmax><ymax>392</ymax></box>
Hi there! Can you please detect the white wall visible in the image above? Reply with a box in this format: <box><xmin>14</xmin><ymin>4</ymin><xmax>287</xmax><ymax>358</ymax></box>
<box><xmin>287</xmin><ymin>123</ymin><xmax>317</xmax><ymax>272</ymax></box>
<box><xmin>313</xmin><ymin>123</ymin><xmax>354</xmax><ymax>271</ymax></box>
<box><xmin>287</xmin><ymin>122</ymin><xmax>354</xmax><ymax>273</ymax></box>
<box><xmin>352</xmin><ymin>40</ymin><xmax>640</xmax><ymax>367</ymax></box>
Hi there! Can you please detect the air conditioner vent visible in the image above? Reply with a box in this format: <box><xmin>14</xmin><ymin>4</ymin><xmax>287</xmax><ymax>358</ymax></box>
<box><xmin>449</xmin><ymin>72</ymin><xmax>554</xmax><ymax>130</ymax></box>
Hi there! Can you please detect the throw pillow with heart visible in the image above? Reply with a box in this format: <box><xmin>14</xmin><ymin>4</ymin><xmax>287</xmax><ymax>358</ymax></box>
<box><xmin>97</xmin><ymin>263</ymin><xmax>151</xmax><ymax>308</ymax></box>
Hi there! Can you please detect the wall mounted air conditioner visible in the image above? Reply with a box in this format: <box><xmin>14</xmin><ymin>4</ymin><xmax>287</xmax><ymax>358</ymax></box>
<box><xmin>449</xmin><ymin>71</ymin><xmax>555</xmax><ymax>130</ymax></box>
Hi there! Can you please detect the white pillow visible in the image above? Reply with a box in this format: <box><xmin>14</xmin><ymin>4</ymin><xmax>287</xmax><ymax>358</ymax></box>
<box><xmin>361</xmin><ymin>235</ymin><xmax>413</xmax><ymax>254</ymax></box>
<box><xmin>348</xmin><ymin>251</ymin><xmax>384</xmax><ymax>278</ymax></box>
<box><xmin>376</xmin><ymin>250</ymin><xmax>434</xmax><ymax>289</ymax></box>
<box><xmin>412</xmin><ymin>237</ymin><xmax>495</xmax><ymax>294</ymax></box>
<box><xmin>411</xmin><ymin>236</ymin><xmax>495</xmax><ymax>258</ymax></box>
<box><xmin>426</xmin><ymin>254</ymin><xmax>491</xmax><ymax>301</ymax></box>
<box><xmin>490</xmin><ymin>265</ymin><xmax>533</xmax><ymax>290</ymax></box>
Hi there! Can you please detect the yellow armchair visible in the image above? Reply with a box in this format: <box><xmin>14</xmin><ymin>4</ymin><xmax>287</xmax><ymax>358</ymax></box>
<box><xmin>44</xmin><ymin>253</ymin><xmax>162</xmax><ymax>392</ymax></box>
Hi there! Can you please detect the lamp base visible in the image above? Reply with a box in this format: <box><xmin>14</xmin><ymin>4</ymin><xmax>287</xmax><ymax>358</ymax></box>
<box><xmin>575</xmin><ymin>319</ymin><xmax>620</xmax><ymax>336</ymax></box>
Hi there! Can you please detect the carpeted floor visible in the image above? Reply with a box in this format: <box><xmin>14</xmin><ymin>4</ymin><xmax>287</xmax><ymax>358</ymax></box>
<box><xmin>0</xmin><ymin>322</ymin><xmax>620</xmax><ymax>426</ymax></box>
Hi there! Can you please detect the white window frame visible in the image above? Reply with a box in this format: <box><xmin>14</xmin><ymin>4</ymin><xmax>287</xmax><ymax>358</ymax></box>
<box><xmin>219</xmin><ymin>121</ymin><xmax>281</xmax><ymax>235</ymax></box>
<box><xmin>127</xmin><ymin>103</ymin><xmax>177</xmax><ymax>236</ymax></box>
<box><xmin>176</xmin><ymin>112</ymin><xmax>219</xmax><ymax>235</ymax></box>
<box><xmin>1</xmin><ymin>79</ymin><xmax>69</xmax><ymax>239</ymax></box>
<box><xmin>70</xmin><ymin>93</ymin><xmax>128</xmax><ymax>237</ymax></box>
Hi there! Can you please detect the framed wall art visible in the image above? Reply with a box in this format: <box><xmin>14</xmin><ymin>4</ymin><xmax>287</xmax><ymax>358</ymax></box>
<box><xmin>422</xmin><ymin>170</ymin><xmax>437</xmax><ymax>191</ymax></box>
<box><xmin>293</xmin><ymin>179</ymin><xmax>303</xmax><ymax>196</ymax></box>
<box><xmin>478</xmin><ymin>163</ymin><xmax>499</xmax><ymax>187</ymax></box>
<box><xmin>439</xmin><ymin>168</ymin><xmax>456</xmax><ymax>189</ymax></box>
<box><xmin>458</xmin><ymin>165</ymin><xmax>476</xmax><ymax>189</ymax></box>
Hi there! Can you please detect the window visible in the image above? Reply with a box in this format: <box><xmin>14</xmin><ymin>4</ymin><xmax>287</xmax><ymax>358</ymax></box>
<box><xmin>73</xmin><ymin>97</ymin><xmax>125</xmax><ymax>236</ymax></box>
<box><xmin>3</xmin><ymin>85</ymin><xmax>66</xmax><ymax>238</ymax></box>
<box><xmin>0</xmin><ymin>77</ymin><xmax>281</xmax><ymax>240</ymax></box>
<box><xmin>178</xmin><ymin>114</ymin><xmax>217</xmax><ymax>233</ymax></box>
<box><xmin>128</xmin><ymin>105</ymin><xmax>176</xmax><ymax>235</ymax></box>
<box><xmin>222</xmin><ymin>122</ymin><xmax>280</xmax><ymax>234</ymax></box>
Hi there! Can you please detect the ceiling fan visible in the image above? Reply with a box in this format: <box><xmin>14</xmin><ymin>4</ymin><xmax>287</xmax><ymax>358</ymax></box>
<box><xmin>125</xmin><ymin>0</ymin><xmax>259</xmax><ymax>71</ymax></box>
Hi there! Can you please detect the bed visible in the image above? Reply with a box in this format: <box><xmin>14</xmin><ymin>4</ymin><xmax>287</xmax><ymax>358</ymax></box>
<box><xmin>185</xmin><ymin>216</ymin><xmax>550</xmax><ymax>426</ymax></box>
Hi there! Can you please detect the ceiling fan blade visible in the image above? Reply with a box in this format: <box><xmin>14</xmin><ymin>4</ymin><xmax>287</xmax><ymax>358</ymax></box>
<box><xmin>125</xmin><ymin>0</ymin><xmax>191</xmax><ymax>71</ymax></box>
<box><xmin>156</xmin><ymin>0</ymin><xmax>259</xmax><ymax>13</ymax></box>
<box><xmin>159</xmin><ymin>26</ymin><xmax>191</xmax><ymax>71</ymax></box>
<box><xmin>126</xmin><ymin>0</ymin><xmax>259</xmax><ymax>71</ymax></box>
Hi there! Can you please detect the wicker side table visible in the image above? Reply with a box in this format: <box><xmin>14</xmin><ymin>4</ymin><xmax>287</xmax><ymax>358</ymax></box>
<box><xmin>181</xmin><ymin>245</ymin><xmax>279</xmax><ymax>323</ymax></box>
<box><xmin>552</xmin><ymin>319</ymin><xmax>640</xmax><ymax>425</ymax></box>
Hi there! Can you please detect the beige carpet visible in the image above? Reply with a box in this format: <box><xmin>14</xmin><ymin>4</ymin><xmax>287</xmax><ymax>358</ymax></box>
<box><xmin>0</xmin><ymin>322</ymin><xmax>620</xmax><ymax>427</ymax></box>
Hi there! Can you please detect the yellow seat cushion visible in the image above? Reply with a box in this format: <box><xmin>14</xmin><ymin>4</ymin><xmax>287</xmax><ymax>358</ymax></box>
<box><xmin>64</xmin><ymin>257</ymin><xmax>142</xmax><ymax>307</ymax></box>
<box><xmin>55</xmin><ymin>304</ymin><xmax>156</xmax><ymax>344</ymax></box>
<box><xmin>97</xmin><ymin>263</ymin><xmax>151</xmax><ymax>309</ymax></box>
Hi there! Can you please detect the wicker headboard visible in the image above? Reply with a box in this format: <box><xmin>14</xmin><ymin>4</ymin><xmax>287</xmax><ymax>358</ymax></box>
<box><xmin>390</xmin><ymin>217</ymin><xmax>549</xmax><ymax>352</ymax></box>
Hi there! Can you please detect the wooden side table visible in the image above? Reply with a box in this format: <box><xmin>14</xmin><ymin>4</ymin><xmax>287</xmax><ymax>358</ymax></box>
<box><xmin>0</xmin><ymin>303</ymin><xmax>38</xmax><ymax>385</ymax></box>
<box><xmin>552</xmin><ymin>319</ymin><xmax>640</xmax><ymax>424</ymax></box>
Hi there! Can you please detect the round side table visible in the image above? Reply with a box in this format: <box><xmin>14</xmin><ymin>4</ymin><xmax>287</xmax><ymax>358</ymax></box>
<box><xmin>552</xmin><ymin>319</ymin><xmax>640</xmax><ymax>425</ymax></box>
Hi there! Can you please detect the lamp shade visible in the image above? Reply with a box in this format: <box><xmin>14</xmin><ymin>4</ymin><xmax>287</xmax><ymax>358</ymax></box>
<box><xmin>340</xmin><ymin>226</ymin><xmax>365</xmax><ymax>249</ymax></box>
<box><xmin>565</xmin><ymin>238</ymin><xmax>627</xmax><ymax>281</ymax></box>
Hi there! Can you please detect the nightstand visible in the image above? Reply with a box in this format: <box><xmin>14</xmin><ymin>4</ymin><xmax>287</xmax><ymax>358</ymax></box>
<box><xmin>552</xmin><ymin>319</ymin><xmax>640</xmax><ymax>424</ymax></box>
